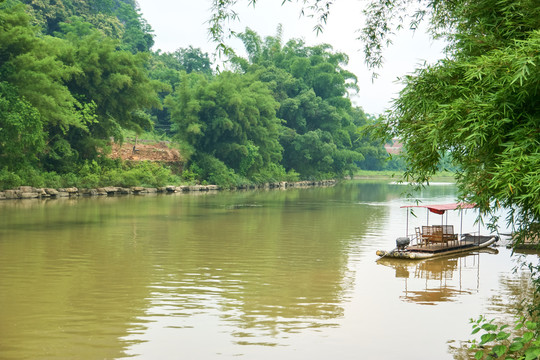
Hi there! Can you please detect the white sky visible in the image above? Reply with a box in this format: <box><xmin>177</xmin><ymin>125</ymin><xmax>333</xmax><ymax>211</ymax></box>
<box><xmin>136</xmin><ymin>0</ymin><xmax>446</xmax><ymax>116</ymax></box>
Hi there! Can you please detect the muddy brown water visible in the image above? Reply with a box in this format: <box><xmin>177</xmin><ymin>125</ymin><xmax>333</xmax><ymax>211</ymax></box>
<box><xmin>0</xmin><ymin>181</ymin><xmax>533</xmax><ymax>359</ymax></box>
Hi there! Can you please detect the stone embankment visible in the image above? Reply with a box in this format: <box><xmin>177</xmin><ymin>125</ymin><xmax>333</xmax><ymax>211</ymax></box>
<box><xmin>0</xmin><ymin>180</ymin><xmax>337</xmax><ymax>200</ymax></box>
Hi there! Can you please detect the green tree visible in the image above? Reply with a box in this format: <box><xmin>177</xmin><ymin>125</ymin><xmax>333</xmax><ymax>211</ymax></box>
<box><xmin>234</xmin><ymin>28</ymin><xmax>371</xmax><ymax>178</ymax></box>
<box><xmin>0</xmin><ymin>2</ymin><xmax>87</xmax><ymax>171</ymax></box>
<box><xmin>1</xmin><ymin>2</ymin><xmax>160</xmax><ymax>173</ymax></box>
<box><xmin>171</xmin><ymin>46</ymin><xmax>213</xmax><ymax>75</ymax></box>
<box><xmin>349</xmin><ymin>108</ymin><xmax>388</xmax><ymax>171</ymax></box>
<box><xmin>165</xmin><ymin>71</ymin><xmax>283</xmax><ymax>178</ymax></box>
<box><xmin>148</xmin><ymin>47</ymin><xmax>213</xmax><ymax>134</ymax></box>
<box><xmin>2</xmin><ymin>15</ymin><xmax>160</xmax><ymax>173</ymax></box>
<box><xmin>22</xmin><ymin>0</ymin><xmax>154</xmax><ymax>52</ymax></box>
<box><xmin>57</xmin><ymin>21</ymin><xmax>160</xmax><ymax>135</ymax></box>
<box><xmin>0</xmin><ymin>82</ymin><xmax>44</xmax><ymax>170</ymax></box>
<box><xmin>114</xmin><ymin>1</ymin><xmax>154</xmax><ymax>52</ymax></box>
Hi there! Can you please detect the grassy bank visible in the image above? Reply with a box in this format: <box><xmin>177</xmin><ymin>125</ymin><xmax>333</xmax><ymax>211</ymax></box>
<box><xmin>353</xmin><ymin>170</ymin><xmax>456</xmax><ymax>182</ymax></box>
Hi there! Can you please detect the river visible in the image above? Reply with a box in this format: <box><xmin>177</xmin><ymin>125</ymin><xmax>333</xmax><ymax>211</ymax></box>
<box><xmin>0</xmin><ymin>180</ymin><xmax>535</xmax><ymax>359</ymax></box>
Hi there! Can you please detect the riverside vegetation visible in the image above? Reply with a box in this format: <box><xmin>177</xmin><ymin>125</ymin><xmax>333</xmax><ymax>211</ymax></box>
<box><xmin>0</xmin><ymin>0</ymin><xmax>403</xmax><ymax>192</ymax></box>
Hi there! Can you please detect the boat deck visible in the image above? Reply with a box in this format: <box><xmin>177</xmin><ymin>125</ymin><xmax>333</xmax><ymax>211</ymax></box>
<box><xmin>407</xmin><ymin>235</ymin><xmax>493</xmax><ymax>253</ymax></box>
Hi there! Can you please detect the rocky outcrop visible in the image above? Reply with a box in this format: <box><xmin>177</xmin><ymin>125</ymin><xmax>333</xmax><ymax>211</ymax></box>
<box><xmin>0</xmin><ymin>180</ymin><xmax>337</xmax><ymax>200</ymax></box>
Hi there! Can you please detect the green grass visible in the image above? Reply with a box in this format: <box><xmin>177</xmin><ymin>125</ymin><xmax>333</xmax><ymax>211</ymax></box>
<box><xmin>353</xmin><ymin>170</ymin><xmax>403</xmax><ymax>179</ymax></box>
<box><xmin>352</xmin><ymin>170</ymin><xmax>456</xmax><ymax>182</ymax></box>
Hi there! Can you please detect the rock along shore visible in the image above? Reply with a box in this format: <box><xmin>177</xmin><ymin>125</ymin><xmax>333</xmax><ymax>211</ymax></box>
<box><xmin>0</xmin><ymin>180</ymin><xmax>337</xmax><ymax>200</ymax></box>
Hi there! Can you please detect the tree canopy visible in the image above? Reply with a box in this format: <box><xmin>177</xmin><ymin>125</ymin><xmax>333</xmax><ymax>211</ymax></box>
<box><xmin>166</xmin><ymin>71</ymin><xmax>283</xmax><ymax>178</ymax></box>
<box><xmin>0</xmin><ymin>0</ymin><xmax>159</xmax><ymax>178</ymax></box>
<box><xmin>1</xmin><ymin>0</ymin><xmax>389</xmax><ymax>189</ymax></box>
<box><xmin>156</xmin><ymin>26</ymin><xmax>385</xmax><ymax>183</ymax></box>
<box><xmin>22</xmin><ymin>0</ymin><xmax>154</xmax><ymax>52</ymax></box>
<box><xmin>232</xmin><ymin>28</ymin><xmax>381</xmax><ymax>178</ymax></box>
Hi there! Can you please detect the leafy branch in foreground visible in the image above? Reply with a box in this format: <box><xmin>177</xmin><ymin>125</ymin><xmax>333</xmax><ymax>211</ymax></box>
<box><xmin>208</xmin><ymin>0</ymin><xmax>337</xmax><ymax>57</ymax></box>
<box><xmin>374</xmin><ymin>0</ymin><xmax>540</xmax><ymax>242</ymax></box>
<box><xmin>470</xmin><ymin>316</ymin><xmax>540</xmax><ymax>360</ymax></box>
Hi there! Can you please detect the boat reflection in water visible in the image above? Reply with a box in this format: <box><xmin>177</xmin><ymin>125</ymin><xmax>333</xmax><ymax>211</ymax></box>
<box><xmin>377</xmin><ymin>249</ymin><xmax>499</xmax><ymax>305</ymax></box>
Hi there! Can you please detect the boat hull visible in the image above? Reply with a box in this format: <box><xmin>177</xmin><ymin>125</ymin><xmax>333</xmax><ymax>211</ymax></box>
<box><xmin>376</xmin><ymin>236</ymin><xmax>499</xmax><ymax>260</ymax></box>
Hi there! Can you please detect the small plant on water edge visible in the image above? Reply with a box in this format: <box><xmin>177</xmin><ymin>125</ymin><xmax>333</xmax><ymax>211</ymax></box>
<box><xmin>470</xmin><ymin>315</ymin><xmax>540</xmax><ymax>359</ymax></box>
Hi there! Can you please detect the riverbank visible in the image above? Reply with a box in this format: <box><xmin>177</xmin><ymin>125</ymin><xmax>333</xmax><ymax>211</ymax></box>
<box><xmin>0</xmin><ymin>180</ymin><xmax>338</xmax><ymax>200</ymax></box>
<box><xmin>353</xmin><ymin>170</ymin><xmax>456</xmax><ymax>182</ymax></box>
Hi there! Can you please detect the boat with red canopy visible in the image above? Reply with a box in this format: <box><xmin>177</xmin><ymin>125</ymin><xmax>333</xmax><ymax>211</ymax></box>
<box><xmin>376</xmin><ymin>202</ymin><xmax>499</xmax><ymax>259</ymax></box>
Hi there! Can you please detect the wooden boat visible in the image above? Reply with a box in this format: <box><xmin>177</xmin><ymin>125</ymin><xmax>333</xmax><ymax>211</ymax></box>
<box><xmin>376</xmin><ymin>203</ymin><xmax>499</xmax><ymax>260</ymax></box>
<box><xmin>377</xmin><ymin>246</ymin><xmax>499</xmax><ymax>266</ymax></box>
<box><xmin>377</xmin><ymin>234</ymin><xmax>498</xmax><ymax>259</ymax></box>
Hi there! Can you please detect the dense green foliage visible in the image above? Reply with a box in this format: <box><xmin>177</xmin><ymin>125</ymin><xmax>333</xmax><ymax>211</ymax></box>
<box><xmin>166</xmin><ymin>70</ymin><xmax>284</xmax><ymax>181</ymax></box>
<box><xmin>22</xmin><ymin>0</ymin><xmax>154</xmax><ymax>52</ymax></box>
<box><xmin>0</xmin><ymin>0</ymin><xmax>390</xmax><ymax>190</ymax></box>
<box><xmin>0</xmin><ymin>0</ymin><xmax>166</xmax><ymax>187</ymax></box>
<box><xmin>0</xmin><ymin>159</ymin><xmax>180</xmax><ymax>189</ymax></box>
<box><xmin>232</xmin><ymin>28</ymin><xmax>385</xmax><ymax>178</ymax></box>
<box><xmin>156</xmin><ymin>27</ymin><xmax>387</xmax><ymax>185</ymax></box>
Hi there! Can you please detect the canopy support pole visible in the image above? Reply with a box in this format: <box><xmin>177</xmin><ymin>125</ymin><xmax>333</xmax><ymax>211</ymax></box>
<box><xmin>460</xmin><ymin>209</ymin><xmax>463</xmax><ymax>240</ymax></box>
<box><xmin>406</xmin><ymin>209</ymin><xmax>409</xmax><ymax>237</ymax></box>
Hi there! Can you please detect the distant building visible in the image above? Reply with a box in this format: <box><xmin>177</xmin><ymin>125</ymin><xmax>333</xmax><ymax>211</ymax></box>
<box><xmin>384</xmin><ymin>138</ymin><xmax>403</xmax><ymax>155</ymax></box>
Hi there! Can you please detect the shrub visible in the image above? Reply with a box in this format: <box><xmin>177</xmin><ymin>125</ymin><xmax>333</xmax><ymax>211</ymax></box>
<box><xmin>60</xmin><ymin>173</ymin><xmax>79</xmax><ymax>187</ymax></box>
<box><xmin>192</xmin><ymin>153</ymin><xmax>242</xmax><ymax>188</ymax></box>
<box><xmin>77</xmin><ymin>160</ymin><xmax>102</xmax><ymax>188</ymax></box>
<box><xmin>249</xmin><ymin>163</ymin><xmax>300</xmax><ymax>183</ymax></box>
<box><xmin>182</xmin><ymin>162</ymin><xmax>203</xmax><ymax>184</ymax></box>
<box><xmin>0</xmin><ymin>169</ymin><xmax>22</xmax><ymax>190</ymax></box>
<box><xmin>284</xmin><ymin>169</ymin><xmax>300</xmax><ymax>182</ymax></box>
<box><xmin>41</xmin><ymin>171</ymin><xmax>63</xmax><ymax>189</ymax></box>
